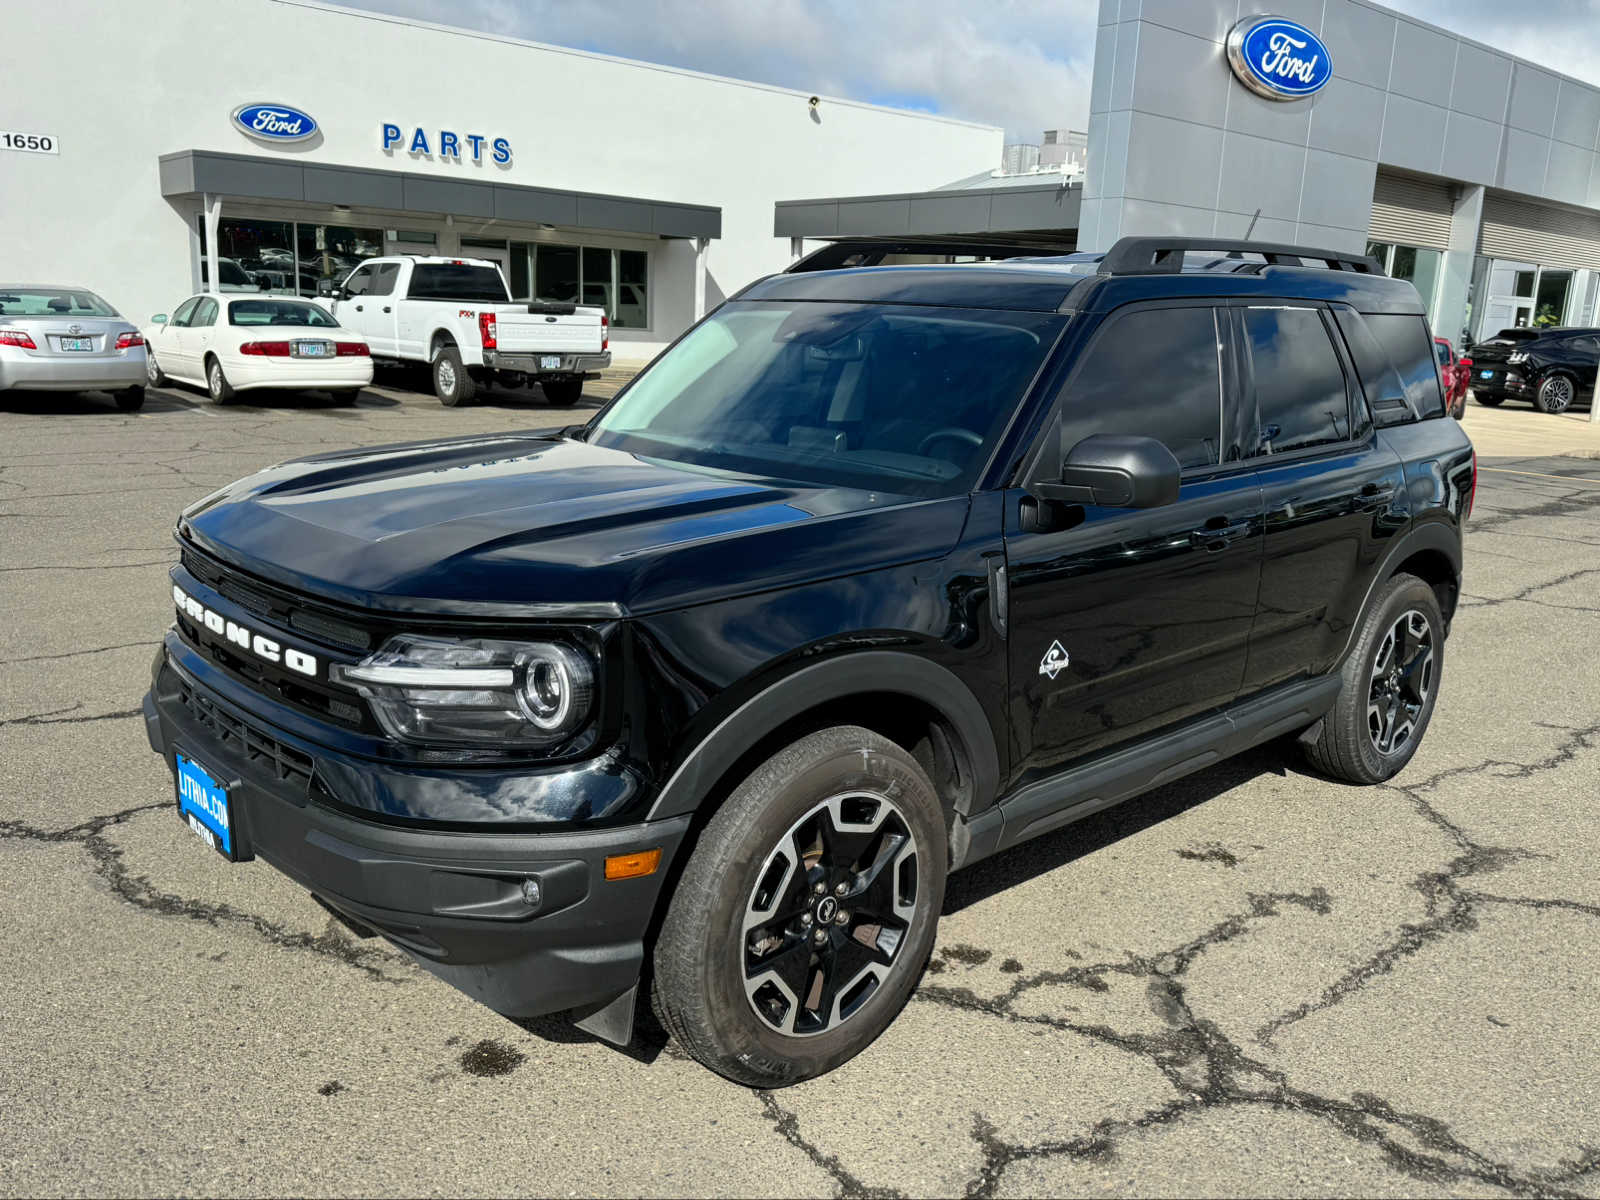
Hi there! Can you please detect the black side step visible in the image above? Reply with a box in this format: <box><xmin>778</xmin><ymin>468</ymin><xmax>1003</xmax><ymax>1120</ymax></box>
<box><xmin>954</xmin><ymin>674</ymin><xmax>1341</xmax><ymax>868</ymax></box>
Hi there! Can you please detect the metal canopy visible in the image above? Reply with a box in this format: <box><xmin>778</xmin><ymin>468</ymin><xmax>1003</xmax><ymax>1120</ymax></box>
<box><xmin>159</xmin><ymin>150</ymin><xmax>721</xmax><ymax>239</ymax></box>
<box><xmin>775</xmin><ymin>181</ymin><xmax>1079</xmax><ymax>247</ymax></box>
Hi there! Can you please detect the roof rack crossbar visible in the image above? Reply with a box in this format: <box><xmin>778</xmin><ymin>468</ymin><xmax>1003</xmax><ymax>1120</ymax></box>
<box><xmin>1098</xmin><ymin>237</ymin><xmax>1382</xmax><ymax>277</ymax></box>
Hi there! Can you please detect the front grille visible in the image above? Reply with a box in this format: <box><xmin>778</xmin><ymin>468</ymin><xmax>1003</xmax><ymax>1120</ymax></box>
<box><xmin>176</xmin><ymin>677</ymin><xmax>314</xmax><ymax>790</ymax></box>
<box><xmin>180</xmin><ymin>546</ymin><xmax>371</xmax><ymax>652</ymax></box>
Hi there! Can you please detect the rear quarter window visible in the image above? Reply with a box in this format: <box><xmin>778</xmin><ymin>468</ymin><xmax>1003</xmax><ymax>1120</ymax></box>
<box><xmin>407</xmin><ymin>265</ymin><xmax>507</xmax><ymax>303</ymax></box>
<box><xmin>1334</xmin><ymin>310</ymin><xmax>1445</xmax><ymax>425</ymax></box>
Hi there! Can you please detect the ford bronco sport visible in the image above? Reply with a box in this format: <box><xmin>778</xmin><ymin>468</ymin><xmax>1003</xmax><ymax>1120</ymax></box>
<box><xmin>144</xmin><ymin>236</ymin><xmax>1474</xmax><ymax>1086</ymax></box>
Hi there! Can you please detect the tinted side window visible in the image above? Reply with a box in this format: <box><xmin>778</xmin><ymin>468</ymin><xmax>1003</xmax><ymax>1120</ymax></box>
<box><xmin>1243</xmin><ymin>307</ymin><xmax>1350</xmax><ymax>456</ymax></box>
<box><xmin>369</xmin><ymin>263</ymin><xmax>400</xmax><ymax>297</ymax></box>
<box><xmin>1366</xmin><ymin>313</ymin><xmax>1444</xmax><ymax>419</ymax></box>
<box><xmin>1056</xmin><ymin>307</ymin><xmax>1223</xmax><ymax>469</ymax></box>
<box><xmin>343</xmin><ymin>266</ymin><xmax>373</xmax><ymax>297</ymax></box>
<box><xmin>191</xmin><ymin>298</ymin><xmax>219</xmax><ymax>328</ymax></box>
<box><xmin>1334</xmin><ymin>309</ymin><xmax>1416</xmax><ymax>428</ymax></box>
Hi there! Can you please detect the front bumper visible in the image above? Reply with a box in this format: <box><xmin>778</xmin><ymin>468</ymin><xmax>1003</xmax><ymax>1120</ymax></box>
<box><xmin>143</xmin><ymin>648</ymin><xmax>689</xmax><ymax>1024</ymax></box>
<box><xmin>0</xmin><ymin>347</ymin><xmax>146</xmax><ymax>391</ymax></box>
<box><xmin>482</xmin><ymin>349</ymin><xmax>611</xmax><ymax>377</ymax></box>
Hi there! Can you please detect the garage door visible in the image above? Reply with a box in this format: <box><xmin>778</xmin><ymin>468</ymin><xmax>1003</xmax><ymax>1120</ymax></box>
<box><xmin>1368</xmin><ymin>171</ymin><xmax>1454</xmax><ymax>250</ymax></box>
<box><xmin>1479</xmin><ymin>194</ymin><xmax>1600</xmax><ymax>271</ymax></box>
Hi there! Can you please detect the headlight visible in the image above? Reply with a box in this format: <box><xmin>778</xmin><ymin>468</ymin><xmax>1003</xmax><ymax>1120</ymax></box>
<box><xmin>334</xmin><ymin>635</ymin><xmax>594</xmax><ymax>748</ymax></box>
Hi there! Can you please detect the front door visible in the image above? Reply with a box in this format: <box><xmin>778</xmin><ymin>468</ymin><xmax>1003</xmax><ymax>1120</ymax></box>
<box><xmin>1004</xmin><ymin>303</ymin><xmax>1265</xmax><ymax>789</ymax></box>
<box><xmin>334</xmin><ymin>263</ymin><xmax>378</xmax><ymax>344</ymax></box>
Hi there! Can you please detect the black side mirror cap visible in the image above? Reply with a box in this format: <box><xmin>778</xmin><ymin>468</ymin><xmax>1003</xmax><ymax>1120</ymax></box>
<box><xmin>1030</xmin><ymin>434</ymin><xmax>1182</xmax><ymax>509</ymax></box>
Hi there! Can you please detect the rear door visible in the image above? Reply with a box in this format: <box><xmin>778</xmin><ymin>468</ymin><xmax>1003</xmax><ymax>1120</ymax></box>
<box><xmin>1236</xmin><ymin>304</ymin><xmax>1408</xmax><ymax>693</ymax></box>
<box><xmin>1003</xmin><ymin>302</ymin><xmax>1265</xmax><ymax>787</ymax></box>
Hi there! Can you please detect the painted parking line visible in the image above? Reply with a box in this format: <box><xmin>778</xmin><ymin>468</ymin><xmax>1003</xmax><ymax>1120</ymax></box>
<box><xmin>1479</xmin><ymin>466</ymin><xmax>1600</xmax><ymax>486</ymax></box>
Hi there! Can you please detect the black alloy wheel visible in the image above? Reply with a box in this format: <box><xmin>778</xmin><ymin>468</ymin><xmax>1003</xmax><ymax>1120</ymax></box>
<box><xmin>1366</xmin><ymin>609</ymin><xmax>1435</xmax><ymax>758</ymax></box>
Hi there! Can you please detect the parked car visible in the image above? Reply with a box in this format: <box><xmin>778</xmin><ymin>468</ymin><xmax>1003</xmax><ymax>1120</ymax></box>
<box><xmin>143</xmin><ymin>236</ymin><xmax>1472</xmax><ymax>1086</ymax></box>
<box><xmin>316</xmin><ymin>255</ymin><xmax>609</xmax><ymax>407</ymax></box>
<box><xmin>1434</xmin><ymin>336</ymin><xmax>1469</xmax><ymax>419</ymax></box>
<box><xmin>1467</xmin><ymin>326</ymin><xmax>1599</xmax><ymax>413</ymax></box>
<box><xmin>0</xmin><ymin>285</ymin><xmax>148</xmax><ymax>410</ymax></box>
<box><xmin>144</xmin><ymin>294</ymin><xmax>372</xmax><ymax>405</ymax></box>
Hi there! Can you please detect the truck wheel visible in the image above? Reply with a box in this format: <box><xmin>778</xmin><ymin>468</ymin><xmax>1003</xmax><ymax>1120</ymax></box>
<box><xmin>114</xmin><ymin>386</ymin><xmax>145</xmax><ymax>412</ymax></box>
<box><xmin>433</xmin><ymin>346</ymin><xmax>475</xmax><ymax>407</ymax></box>
<box><xmin>205</xmin><ymin>356</ymin><xmax>234</xmax><ymax>405</ymax></box>
<box><xmin>542</xmin><ymin>378</ymin><xmax>584</xmax><ymax>407</ymax></box>
<box><xmin>652</xmin><ymin>725</ymin><xmax>947</xmax><ymax>1087</ymax></box>
<box><xmin>1303</xmin><ymin>573</ymin><xmax>1444</xmax><ymax>785</ymax></box>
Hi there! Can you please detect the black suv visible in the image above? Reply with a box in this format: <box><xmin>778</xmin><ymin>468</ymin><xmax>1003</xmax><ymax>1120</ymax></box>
<box><xmin>1468</xmin><ymin>325</ymin><xmax>1600</xmax><ymax>413</ymax></box>
<box><xmin>144</xmin><ymin>237</ymin><xmax>1473</xmax><ymax>1086</ymax></box>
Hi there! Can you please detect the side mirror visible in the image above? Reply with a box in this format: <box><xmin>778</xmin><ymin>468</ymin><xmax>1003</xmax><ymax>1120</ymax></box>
<box><xmin>316</xmin><ymin>278</ymin><xmax>338</xmax><ymax>299</ymax></box>
<box><xmin>1031</xmin><ymin>434</ymin><xmax>1181</xmax><ymax>509</ymax></box>
<box><xmin>150</xmin><ymin>313</ymin><xmax>168</xmax><ymax>324</ymax></box>
<box><xmin>256</xmin><ymin>275</ymin><xmax>271</xmax><ymax>291</ymax></box>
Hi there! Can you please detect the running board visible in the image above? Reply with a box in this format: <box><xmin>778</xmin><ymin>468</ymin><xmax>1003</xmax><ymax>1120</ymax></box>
<box><xmin>954</xmin><ymin>674</ymin><xmax>1342</xmax><ymax>868</ymax></box>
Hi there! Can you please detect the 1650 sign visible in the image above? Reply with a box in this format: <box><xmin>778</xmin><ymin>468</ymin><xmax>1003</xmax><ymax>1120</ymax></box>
<box><xmin>2</xmin><ymin>131</ymin><xmax>58</xmax><ymax>154</ymax></box>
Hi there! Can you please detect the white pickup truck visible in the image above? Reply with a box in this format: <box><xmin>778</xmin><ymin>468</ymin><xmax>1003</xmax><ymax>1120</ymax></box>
<box><xmin>316</xmin><ymin>255</ymin><xmax>609</xmax><ymax>407</ymax></box>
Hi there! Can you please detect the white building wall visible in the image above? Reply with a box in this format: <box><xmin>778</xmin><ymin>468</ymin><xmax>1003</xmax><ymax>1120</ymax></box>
<box><xmin>0</xmin><ymin>0</ymin><xmax>1000</xmax><ymax>362</ymax></box>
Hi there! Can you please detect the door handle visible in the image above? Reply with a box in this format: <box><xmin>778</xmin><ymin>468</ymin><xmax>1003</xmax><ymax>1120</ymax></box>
<box><xmin>1355</xmin><ymin>482</ymin><xmax>1398</xmax><ymax>510</ymax></box>
<box><xmin>382</xmin><ymin>306</ymin><xmax>391</xmax><ymax>313</ymax></box>
<box><xmin>1188</xmin><ymin>517</ymin><xmax>1253</xmax><ymax>549</ymax></box>
<box><xmin>355</xmin><ymin>304</ymin><xmax>364</xmax><ymax>312</ymax></box>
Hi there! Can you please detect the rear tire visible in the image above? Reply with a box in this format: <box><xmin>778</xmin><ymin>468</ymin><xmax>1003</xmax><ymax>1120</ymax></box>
<box><xmin>1535</xmin><ymin>373</ymin><xmax>1577</xmax><ymax>414</ymax></box>
<box><xmin>652</xmin><ymin>725</ymin><xmax>947</xmax><ymax>1087</ymax></box>
<box><xmin>205</xmin><ymin>356</ymin><xmax>233</xmax><ymax>405</ymax></box>
<box><xmin>114</xmin><ymin>386</ymin><xmax>145</xmax><ymax>412</ymax></box>
<box><xmin>1303</xmin><ymin>573</ymin><xmax>1444</xmax><ymax>785</ymax></box>
<box><xmin>433</xmin><ymin>346</ymin><xmax>475</xmax><ymax>407</ymax></box>
<box><xmin>541</xmin><ymin>377</ymin><xmax>584</xmax><ymax>407</ymax></box>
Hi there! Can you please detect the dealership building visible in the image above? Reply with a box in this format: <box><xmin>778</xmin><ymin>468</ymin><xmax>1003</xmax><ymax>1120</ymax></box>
<box><xmin>7</xmin><ymin>0</ymin><xmax>1600</xmax><ymax>361</ymax></box>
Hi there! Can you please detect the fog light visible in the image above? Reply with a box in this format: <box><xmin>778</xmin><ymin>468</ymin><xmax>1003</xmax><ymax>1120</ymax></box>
<box><xmin>520</xmin><ymin>877</ymin><xmax>542</xmax><ymax>907</ymax></box>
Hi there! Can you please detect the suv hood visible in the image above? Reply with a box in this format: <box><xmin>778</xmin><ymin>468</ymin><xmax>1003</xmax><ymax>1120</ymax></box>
<box><xmin>179</xmin><ymin>434</ymin><xmax>968</xmax><ymax>616</ymax></box>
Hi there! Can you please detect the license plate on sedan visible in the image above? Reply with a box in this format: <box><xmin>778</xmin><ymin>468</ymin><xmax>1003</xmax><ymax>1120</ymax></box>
<box><xmin>292</xmin><ymin>341</ymin><xmax>332</xmax><ymax>358</ymax></box>
<box><xmin>175</xmin><ymin>751</ymin><xmax>236</xmax><ymax>859</ymax></box>
<box><xmin>60</xmin><ymin>337</ymin><xmax>93</xmax><ymax>352</ymax></box>
<box><xmin>540</xmin><ymin>355</ymin><xmax>561</xmax><ymax>370</ymax></box>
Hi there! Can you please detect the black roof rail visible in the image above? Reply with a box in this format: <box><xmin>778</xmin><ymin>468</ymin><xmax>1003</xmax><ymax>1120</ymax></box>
<box><xmin>787</xmin><ymin>237</ymin><xmax>1070</xmax><ymax>273</ymax></box>
<box><xmin>1098</xmin><ymin>237</ymin><xmax>1382</xmax><ymax>276</ymax></box>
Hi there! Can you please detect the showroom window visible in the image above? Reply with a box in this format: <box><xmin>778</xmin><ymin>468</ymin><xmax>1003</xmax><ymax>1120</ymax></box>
<box><xmin>508</xmin><ymin>243</ymin><xmax>649</xmax><ymax>328</ymax></box>
<box><xmin>198</xmin><ymin>218</ymin><xmax>380</xmax><ymax>296</ymax></box>
<box><xmin>1366</xmin><ymin>241</ymin><xmax>1443</xmax><ymax>322</ymax></box>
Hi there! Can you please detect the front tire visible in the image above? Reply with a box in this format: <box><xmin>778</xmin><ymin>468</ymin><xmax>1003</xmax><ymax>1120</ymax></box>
<box><xmin>432</xmin><ymin>346</ymin><xmax>475</xmax><ymax>407</ymax></box>
<box><xmin>114</xmin><ymin>386</ymin><xmax>145</xmax><ymax>412</ymax></box>
<box><xmin>145</xmin><ymin>352</ymin><xmax>167</xmax><ymax>388</ymax></box>
<box><xmin>541</xmin><ymin>377</ymin><xmax>584</xmax><ymax>407</ymax></box>
<box><xmin>1303</xmin><ymin>573</ymin><xmax>1444</xmax><ymax>784</ymax></box>
<box><xmin>652</xmin><ymin>726</ymin><xmax>947</xmax><ymax>1087</ymax></box>
<box><xmin>205</xmin><ymin>356</ymin><xmax>233</xmax><ymax>405</ymax></box>
<box><xmin>1535</xmin><ymin>373</ymin><xmax>1577</xmax><ymax>414</ymax></box>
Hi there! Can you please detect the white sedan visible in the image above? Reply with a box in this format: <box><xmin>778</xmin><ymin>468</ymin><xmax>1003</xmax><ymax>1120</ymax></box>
<box><xmin>144</xmin><ymin>293</ymin><xmax>373</xmax><ymax>405</ymax></box>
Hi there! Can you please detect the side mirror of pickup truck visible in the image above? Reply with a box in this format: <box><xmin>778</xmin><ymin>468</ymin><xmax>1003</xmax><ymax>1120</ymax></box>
<box><xmin>316</xmin><ymin>278</ymin><xmax>338</xmax><ymax>299</ymax></box>
<box><xmin>1030</xmin><ymin>434</ymin><xmax>1181</xmax><ymax>509</ymax></box>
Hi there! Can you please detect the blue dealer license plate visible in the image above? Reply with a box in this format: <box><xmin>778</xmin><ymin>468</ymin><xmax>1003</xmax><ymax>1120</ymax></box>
<box><xmin>1480</xmin><ymin>370</ymin><xmax>1494</xmax><ymax>379</ymax></box>
<box><xmin>175</xmin><ymin>751</ymin><xmax>235</xmax><ymax>858</ymax></box>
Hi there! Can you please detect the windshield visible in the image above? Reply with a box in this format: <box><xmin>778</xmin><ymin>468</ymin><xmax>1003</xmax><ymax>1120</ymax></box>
<box><xmin>0</xmin><ymin>288</ymin><xmax>117</xmax><ymax>318</ymax></box>
<box><xmin>407</xmin><ymin>264</ymin><xmax>507</xmax><ymax>303</ymax></box>
<box><xmin>590</xmin><ymin>301</ymin><xmax>1064</xmax><ymax>496</ymax></box>
<box><xmin>229</xmin><ymin>299</ymin><xmax>339</xmax><ymax>327</ymax></box>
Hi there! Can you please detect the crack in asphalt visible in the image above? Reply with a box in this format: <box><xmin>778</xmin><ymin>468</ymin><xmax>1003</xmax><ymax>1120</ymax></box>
<box><xmin>0</xmin><ymin>703</ymin><xmax>144</xmax><ymax>728</ymax></box>
<box><xmin>0</xmin><ymin>804</ymin><xmax>413</xmax><ymax>985</ymax></box>
<box><xmin>756</xmin><ymin>1093</ymin><xmax>904</xmax><ymax>1200</ymax></box>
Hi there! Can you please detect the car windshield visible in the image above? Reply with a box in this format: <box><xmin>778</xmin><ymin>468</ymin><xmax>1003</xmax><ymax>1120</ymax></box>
<box><xmin>589</xmin><ymin>301</ymin><xmax>1064</xmax><ymax>497</ymax></box>
<box><xmin>228</xmin><ymin>299</ymin><xmax>338</xmax><ymax>327</ymax></box>
<box><xmin>0</xmin><ymin>288</ymin><xmax>117</xmax><ymax>318</ymax></box>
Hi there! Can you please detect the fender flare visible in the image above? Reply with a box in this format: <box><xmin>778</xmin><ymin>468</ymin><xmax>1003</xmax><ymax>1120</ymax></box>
<box><xmin>1335</xmin><ymin>519</ymin><xmax>1462</xmax><ymax>666</ymax></box>
<box><xmin>644</xmin><ymin>651</ymin><xmax>1001</xmax><ymax>822</ymax></box>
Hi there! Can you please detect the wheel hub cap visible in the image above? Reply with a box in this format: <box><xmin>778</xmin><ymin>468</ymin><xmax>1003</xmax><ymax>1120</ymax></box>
<box><xmin>1367</xmin><ymin>609</ymin><xmax>1434</xmax><ymax>756</ymax></box>
<box><xmin>741</xmin><ymin>791</ymin><xmax>919</xmax><ymax>1038</ymax></box>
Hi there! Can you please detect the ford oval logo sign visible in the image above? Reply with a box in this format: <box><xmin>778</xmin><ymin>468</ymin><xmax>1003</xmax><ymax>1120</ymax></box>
<box><xmin>1226</xmin><ymin>16</ymin><xmax>1333</xmax><ymax>101</ymax></box>
<box><xmin>231</xmin><ymin>103</ymin><xmax>318</xmax><ymax>143</ymax></box>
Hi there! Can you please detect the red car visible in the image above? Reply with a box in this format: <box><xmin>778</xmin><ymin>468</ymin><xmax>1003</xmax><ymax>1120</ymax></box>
<box><xmin>1435</xmin><ymin>336</ymin><xmax>1469</xmax><ymax>419</ymax></box>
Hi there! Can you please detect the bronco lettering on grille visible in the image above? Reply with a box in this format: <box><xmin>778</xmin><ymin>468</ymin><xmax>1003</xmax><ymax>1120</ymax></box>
<box><xmin>173</xmin><ymin>583</ymin><xmax>318</xmax><ymax>677</ymax></box>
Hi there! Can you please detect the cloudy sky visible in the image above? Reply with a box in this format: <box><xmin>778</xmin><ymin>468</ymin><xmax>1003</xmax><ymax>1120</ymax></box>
<box><xmin>349</xmin><ymin>0</ymin><xmax>1600</xmax><ymax>142</ymax></box>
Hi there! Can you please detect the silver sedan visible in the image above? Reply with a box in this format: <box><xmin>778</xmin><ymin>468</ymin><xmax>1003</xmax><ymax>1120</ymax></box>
<box><xmin>0</xmin><ymin>285</ymin><xmax>149</xmax><ymax>410</ymax></box>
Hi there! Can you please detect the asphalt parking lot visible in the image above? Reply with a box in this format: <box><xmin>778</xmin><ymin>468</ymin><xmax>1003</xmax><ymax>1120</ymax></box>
<box><xmin>3</xmin><ymin>379</ymin><xmax>1600</xmax><ymax>1198</ymax></box>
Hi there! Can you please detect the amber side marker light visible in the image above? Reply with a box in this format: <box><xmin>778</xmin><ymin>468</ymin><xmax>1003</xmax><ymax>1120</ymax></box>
<box><xmin>604</xmin><ymin>848</ymin><xmax>662</xmax><ymax>880</ymax></box>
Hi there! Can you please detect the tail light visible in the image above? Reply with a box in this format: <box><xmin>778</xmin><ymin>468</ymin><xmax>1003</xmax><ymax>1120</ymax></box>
<box><xmin>601</xmin><ymin>313</ymin><xmax>609</xmax><ymax>352</ymax></box>
<box><xmin>239</xmin><ymin>341</ymin><xmax>292</xmax><ymax>356</ymax></box>
<box><xmin>479</xmin><ymin>311</ymin><xmax>497</xmax><ymax>350</ymax></box>
<box><xmin>0</xmin><ymin>330</ymin><xmax>38</xmax><ymax>349</ymax></box>
<box><xmin>335</xmin><ymin>341</ymin><xmax>370</xmax><ymax>357</ymax></box>
<box><xmin>115</xmin><ymin>331</ymin><xmax>145</xmax><ymax>350</ymax></box>
<box><xmin>1460</xmin><ymin>357</ymin><xmax>1473</xmax><ymax>369</ymax></box>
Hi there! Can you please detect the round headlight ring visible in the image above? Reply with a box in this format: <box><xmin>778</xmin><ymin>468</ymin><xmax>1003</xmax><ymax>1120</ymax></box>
<box><xmin>514</xmin><ymin>644</ymin><xmax>592</xmax><ymax>733</ymax></box>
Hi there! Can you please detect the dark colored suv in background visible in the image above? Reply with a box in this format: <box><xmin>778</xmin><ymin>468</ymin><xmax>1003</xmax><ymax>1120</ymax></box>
<box><xmin>1468</xmin><ymin>326</ymin><xmax>1600</xmax><ymax>413</ymax></box>
<box><xmin>143</xmin><ymin>237</ymin><xmax>1473</xmax><ymax>1086</ymax></box>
